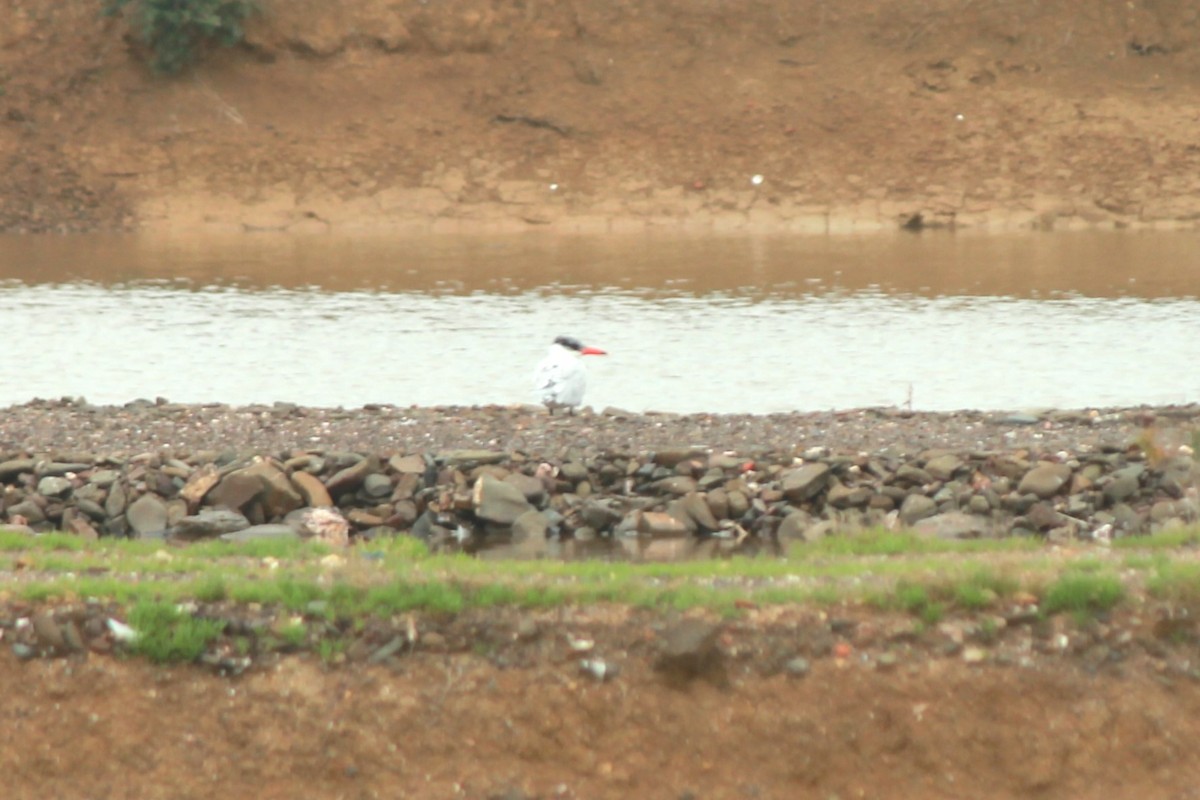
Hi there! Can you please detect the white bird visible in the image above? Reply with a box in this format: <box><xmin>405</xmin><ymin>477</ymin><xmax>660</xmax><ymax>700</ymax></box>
<box><xmin>533</xmin><ymin>335</ymin><xmax>607</xmax><ymax>412</ymax></box>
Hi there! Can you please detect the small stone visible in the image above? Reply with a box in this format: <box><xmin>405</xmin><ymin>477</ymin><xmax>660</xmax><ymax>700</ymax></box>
<box><xmin>388</xmin><ymin>454</ymin><xmax>426</xmax><ymax>474</ymax></box>
<box><xmin>219</xmin><ymin>524</ymin><xmax>299</xmax><ymax>543</ymax></box>
<box><xmin>654</xmin><ymin>476</ymin><xmax>698</xmax><ymax>496</ymax></box>
<box><xmin>473</xmin><ymin>475</ymin><xmax>534</xmax><ymax>525</ymax></box>
<box><xmin>1017</xmin><ymin>463</ymin><xmax>1072</xmax><ymax>499</ymax></box>
<box><xmin>438</xmin><ymin>449</ymin><xmax>507</xmax><ymax>466</ymax></box>
<box><xmin>290</xmin><ymin>471</ymin><xmax>333</xmax><ymax>507</ymax></box>
<box><xmin>783</xmin><ymin>656</ymin><xmax>811</xmax><ymax>677</ymax></box>
<box><xmin>781</xmin><ymin>463</ymin><xmax>831</xmax><ymax>502</ymax></box>
<box><xmin>36</xmin><ymin>476</ymin><xmax>73</xmax><ymax>499</ymax></box>
<box><xmin>126</xmin><ymin>494</ymin><xmax>169</xmax><ymax>537</ymax></box>
<box><xmin>179</xmin><ymin>465</ymin><xmax>220</xmax><ymax>508</ymax></box>
<box><xmin>362</xmin><ymin>473</ymin><xmax>393</xmax><ymax>498</ymax></box>
<box><xmin>899</xmin><ymin>493</ymin><xmax>937</xmax><ymax>525</ymax></box>
<box><xmin>962</xmin><ymin>646</ymin><xmax>988</xmax><ymax>664</ymax></box>
<box><xmin>913</xmin><ymin>510</ymin><xmax>988</xmax><ymax>539</ymax></box>
<box><xmin>171</xmin><ymin>508</ymin><xmax>251</xmax><ymax>540</ymax></box>
<box><xmin>32</xmin><ymin>612</ymin><xmax>66</xmax><ymax>653</ymax></box>
<box><xmin>924</xmin><ymin>454</ymin><xmax>964</xmax><ymax>481</ymax></box>
<box><xmin>634</xmin><ymin>510</ymin><xmax>690</xmax><ymax>538</ymax></box>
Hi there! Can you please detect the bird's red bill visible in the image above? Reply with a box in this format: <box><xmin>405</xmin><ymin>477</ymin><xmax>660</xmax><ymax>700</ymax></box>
<box><xmin>580</xmin><ymin>346</ymin><xmax>607</xmax><ymax>356</ymax></box>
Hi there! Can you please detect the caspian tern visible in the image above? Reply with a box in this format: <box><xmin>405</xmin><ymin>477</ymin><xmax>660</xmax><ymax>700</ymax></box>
<box><xmin>533</xmin><ymin>335</ymin><xmax>607</xmax><ymax>412</ymax></box>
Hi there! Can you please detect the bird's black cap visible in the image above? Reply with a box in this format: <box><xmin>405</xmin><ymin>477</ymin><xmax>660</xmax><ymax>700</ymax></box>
<box><xmin>554</xmin><ymin>336</ymin><xmax>584</xmax><ymax>351</ymax></box>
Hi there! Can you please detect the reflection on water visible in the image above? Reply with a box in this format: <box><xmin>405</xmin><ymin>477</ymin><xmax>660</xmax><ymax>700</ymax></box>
<box><xmin>0</xmin><ymin>231</ymin><xmax>1197</xmax><ymax>412</ymax></box>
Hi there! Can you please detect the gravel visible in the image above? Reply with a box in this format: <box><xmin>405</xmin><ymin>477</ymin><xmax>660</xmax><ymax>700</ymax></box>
<box><xmin>1</xmin><ymin>399</ymin><xmax>1195</xmax><ymax>460</ymax></box>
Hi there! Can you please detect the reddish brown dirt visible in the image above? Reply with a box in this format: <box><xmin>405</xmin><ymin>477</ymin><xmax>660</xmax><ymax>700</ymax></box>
<box><xmin>7</xmin><ymin>606</ymin><xmax>1200</xmax><ymax>800</ymax></box>
<box><xmin>2</xmin><ymin>0</ymin><xmax>1200</xmax><ymax>233</ymax></box>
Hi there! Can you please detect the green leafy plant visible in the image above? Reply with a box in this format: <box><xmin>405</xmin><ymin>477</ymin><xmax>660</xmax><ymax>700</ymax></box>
<box><xmin>127</xmin><ymin>601</ymin><xmax>226</xmax><ymax>663</ymax></box>
<box><xmin>102</xmin><ymin>0</ymin><xmax>258</xmax><ymax>74</ymax></box>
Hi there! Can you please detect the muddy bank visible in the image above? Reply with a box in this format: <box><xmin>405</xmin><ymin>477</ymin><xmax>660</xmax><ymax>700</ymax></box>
<box><xmin>2</xmin><ymin>400</ymin><xmax>1197</xmax><ymax>548</ymax></box>
<box><xmin>7</xmin><ymin>608</ymin><xmax>1200</xmax><ymax>800</ymax></box>
<box><xmin>3</xmin><ymin>1</ymin><xmax>1200</xmax><ymax>233</ymax></box>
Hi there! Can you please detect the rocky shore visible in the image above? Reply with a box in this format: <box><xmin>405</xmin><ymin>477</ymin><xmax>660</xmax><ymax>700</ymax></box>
<box><xmin>2</xmin><ymin>399</ymin><xmax>1197</xmax><ymax>551</ymax></box>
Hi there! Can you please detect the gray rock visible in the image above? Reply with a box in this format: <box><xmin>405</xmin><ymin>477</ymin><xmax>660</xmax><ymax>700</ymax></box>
<box><xmin>899</xmin><ymin>493</ymin><xmax>938</xmax><ymax>525</ymax></box>
<box><xmin>581</xmin><ymin>498</ymin><xmax>624</xmax><ymax>532</ymax></box>
<box><xmin>726</xmin><ymin>489</ymin><xmax>750</xmax><ymax>518</ymax></box>
<box><xmin>438</xmin><ymin>449</ymin><xmax>507</xmax><ymax>466</ymax></box>
<box><xmin>36</xmin><ymin>476</ymin><xmax>73</xmax><ymax>499</ymax></box>
<box><xmin>1151</xmin><ymin>499</ymin><xmax>1197</xmax><ymax>524</ymax></box>
<box><xmin>894</xmin><ymin>465</ymin><xmax>934</xmax><ymax>487</ymax></box>
<box><xmin>924</xmin><ymin>454</ymin><xmax>964</xmax><ymax>482</ymax></box>
<box><xmin>37</xmin><ymin>461</ymin><xmax>92</xmax><ymax>477</ymax></box>
<box><xmin>0</xmin><ymin>459</ymin><xmax>35</xmax><ymax>480</ymax></box>
<box><xmin>827</xmin><ymin>481</ymin><xmax>873</xmax><ymax>508</ymax></box>
<box><xmin>87</xmin><ymin>469</ymin><xmax>120</xmax><ymax>487</ymax></box>
<box><xmin>472</xmin><ymin>475</ymin><xmax>533</xmax><ymax>525</ymax></box>
<box><xmin>1017</xmin><ymin>463</ymin><xmax>1072</xmax><ymax>499</ymax></box>
<box><xmin>654</xmin><ymin>476</ymin><xmax>698</xmax><ymax>496</ymax></box>
<box><xmin>219</xmin><ymin>524</ymin><xmax>300</xmax><ymax>543</ymax></box>
<box><xmin>652</xmin><ymin>448</ymin><xmax>705</xmax><ymax>467</ymax></box>
<box><xmin>31</xmin><ymin>611</ymin><xmax>65</xmax><ymax>653</ymax></box>
<box><xmin>504</xmin><ymin>472</ymin><xmax>547</xmax><ymax>504</ymax></box>
<box><xmin>1104</xmin><ymin>465</ymin><xmax>1144</xmax><ymax>504</ymax></box>
<box><xmin>681</xmin><ymin>492</ymin><xmax>719</xmax><ymax>531</ymax></box>
<box><xmin>74</xmin><ymin>499</ymin><xmax>107</xmax><ymax>521</ymax></box>
<box><xmin>967</xmin><ymin>494</ymin><xmax>992</xmax><ymax>514</ymax></box>
<box><xmin>7</xmin><ymin>500</ymin><xmax>46</xmax><ymax>524</ymax></box>
<box><xmin>127</xmin><ymin>494</ymin><xmax>169</xmax><ymax>537</ymax></box>
<box><xmin>362</xmin><ymin>473</ymin><xmax>393</xmax><ymax>498</ymax></box>
<box><xmin>913</xmin><ymin>511</ymin><xmax>989</xmax><ymax>539</ymax></box>
<box><xmin>172</xmin><ymin>508</ymin><xmax>252</xmax><ymax>540</ymax></box>
<box><xmin>784</xmin><ymin>656</ymin><xmax>811</xmax><ymax>677</ymax></box>
<box><xmin>781</xmin><ymin>463</ymin><xmax>831</xmax><ymax>503</ymax></box>
<box><xmin>105</xmin><ymin>482</ymin><xmax>127</xmax><ymax>517</ymax></box>
<box><xmin>559</xmin><ymin>462</ymin><xmax>589</xmax><ymax>482</ymax></box>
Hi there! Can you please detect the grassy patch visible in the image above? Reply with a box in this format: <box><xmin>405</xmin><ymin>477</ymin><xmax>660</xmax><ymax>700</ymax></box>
<box><xmin>127</xmin><ymin>601</ymin><xmax>226</xmax><ymax>663</ymax></box>
<box><xmin>1042</xmin><ymin>572</ymin><xmax>1124</xmax><ymax>617</ymax></box>
<box><xmin>794</xmin><ymin>529</ymin><xmax>1039</xmax><ymax>558</ymax></box>
<box><xmin>1112</xmin><ymin>528</ymin><xmax>1200</xmax><ymax>550</ymax></box>
<box><xmin>0</xmin><ymin>530</ymin><xmax>88</xmax><ymax>552</ymax></box>
<box><xmin>1146</xmin><ymin>562</ymin><xmax>1200</xmax><ymax>606</ymax></box>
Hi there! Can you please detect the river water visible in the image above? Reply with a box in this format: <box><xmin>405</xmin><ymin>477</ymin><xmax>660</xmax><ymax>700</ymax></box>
<box><xmin>0</xmin><ymin>231</ymin><xmax>1197</xmax><ymax>413</ymax></box>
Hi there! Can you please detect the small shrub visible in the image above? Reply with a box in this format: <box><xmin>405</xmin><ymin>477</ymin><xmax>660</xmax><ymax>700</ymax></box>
<box><xmin>128</xmin><ymin>601</ymin><xmax>226</xmax><ymax>663</ymax></box>
<box><xmin>102</xmin><ymin>0</ymin><xmax>258</xmax><ymax>74</ymax></box>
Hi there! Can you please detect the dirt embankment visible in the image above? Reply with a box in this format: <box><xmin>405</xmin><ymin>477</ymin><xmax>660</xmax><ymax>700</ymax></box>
<box><xmin>2</xmin><ymin>0</ymin><xmax>1200</xmax><ymax>234</ymax></box>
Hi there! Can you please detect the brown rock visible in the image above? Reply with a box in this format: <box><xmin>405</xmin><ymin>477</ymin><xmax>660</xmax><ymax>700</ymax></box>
<box><xmin>635</xmin><ymin>510</ymin><xmax>690</xmax><ymax>538</ymax></box>
<box><xmin>291</xmin><ymin>471</ymin><xmax>333</xmax><ymax>507</ymax></box>
<box><xmin>179</xmin><ymin>465</ymin><xmax>220</xmax><ymax>509</ymax></box>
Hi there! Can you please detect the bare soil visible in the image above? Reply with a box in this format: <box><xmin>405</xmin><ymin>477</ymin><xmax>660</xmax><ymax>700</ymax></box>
<box><xmin>4</xmin><ymin>1</ymin><xmax>1200</xmax><ymax>797</ymax></box>
<box><xmin>3</xmin><ymin>0</ymin><xmax>1200</xmax><ymax>233</ymax></box>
